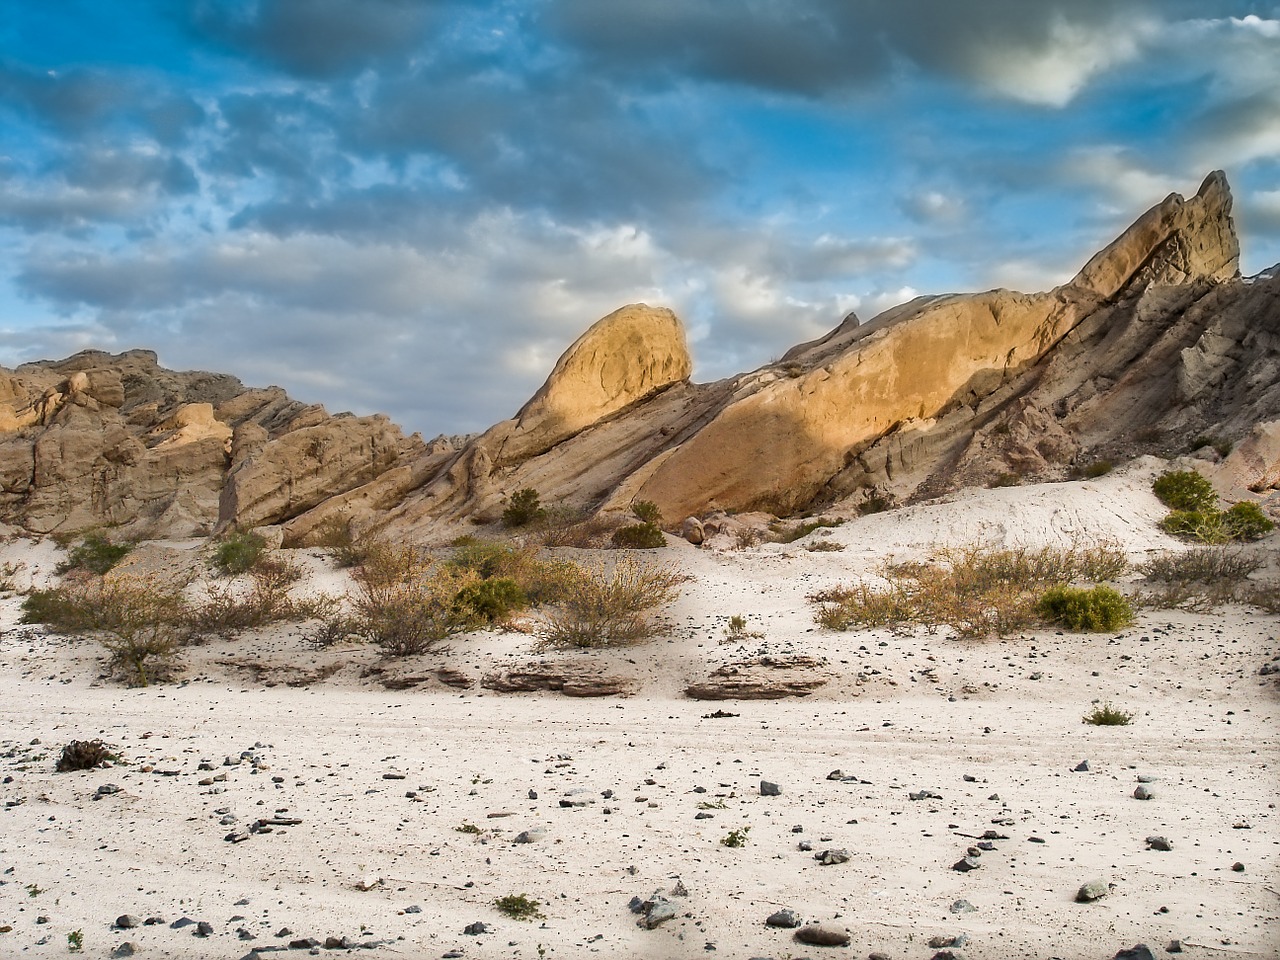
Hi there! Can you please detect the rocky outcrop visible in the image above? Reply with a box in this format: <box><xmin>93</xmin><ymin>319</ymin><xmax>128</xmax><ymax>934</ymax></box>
<box><xmin>363</xmin><ymin>170</ymin><xmax>1270</xmax><ymax>537</ymax></box>
<box><xmin>481</xmin><ymin>661</ymin><xmax>634</xmax><ymax>697</ymax></box>
<box><xmin>0</xmin><ymin>350</ymin><xmax>422</xmax><ymax>538</ymax></box>
<box><xmin>685</xmin><ymin>656</ymin><xmax>830</xmax><ymax>700</ymax></box>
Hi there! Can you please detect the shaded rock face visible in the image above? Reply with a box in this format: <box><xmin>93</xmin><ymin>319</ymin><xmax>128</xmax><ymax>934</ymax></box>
<box><xmin>0</xmin><ymin>350</ymin><xmax>421</xmax><ymax>538</ymax></box>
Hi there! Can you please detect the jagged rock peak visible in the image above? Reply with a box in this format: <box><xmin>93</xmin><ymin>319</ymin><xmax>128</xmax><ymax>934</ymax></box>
<box><xmin>495</xmin><ymin>303</ymin><xmax>691</xmax><ymax>463</ymax></box>
<box><xmin>1072</xmin><ymin>169</ymin><xmax>1239</xmax><ymax>300</ymax></box>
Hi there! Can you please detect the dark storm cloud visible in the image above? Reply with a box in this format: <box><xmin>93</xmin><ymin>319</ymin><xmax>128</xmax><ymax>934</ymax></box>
<box><xmin>189</xmin><ymin>0</ymin><xmax>448</xmax><ymax>78</ymax></box>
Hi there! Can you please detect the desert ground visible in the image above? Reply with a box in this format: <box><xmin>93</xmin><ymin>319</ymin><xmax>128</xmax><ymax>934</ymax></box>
<box><xmin>0</xmin><ymin>460</ymin><xmax>1276</xmax><ymax>960</ymax></box>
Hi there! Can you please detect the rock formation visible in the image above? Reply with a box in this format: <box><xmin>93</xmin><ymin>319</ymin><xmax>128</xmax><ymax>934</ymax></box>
<box><xmin>3</xmin><ymin>171</ymin><xmax>1277</xmax><ymax>542</ymax></box>
<box><xmin>0</xmin><ymin>350</ymin><xmax>423</xmax><ymax>538</ymax></box>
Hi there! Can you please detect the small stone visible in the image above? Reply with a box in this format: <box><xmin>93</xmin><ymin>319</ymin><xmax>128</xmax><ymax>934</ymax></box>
<box><xmin>275</xmin><ymin>927</ymin><xmax>293</xmax><ymax>937</ymax></box>
<box><xmin>640</xmin><ymin>900</ymin><xmax>677</xmax><ymax>929</ymax></box>
<box><xmin>170</xmin><ymin>918</ymin><xmax>195</xmax><ymax>929</ymax></box>
<box><xmin>528</xmin><ymin>789</ymin><xmax>538</xmax><ymax>800</ymax></box>
<box><xmin>114</xmin><ymin>915</ymin><xmax>140</xmax><ymax>930</ymax></box>
<box><xmin>671</xmin><ymin>879</ymin><xmax>688</xmax><ymax>897</ymax></box>
<box><xmin>1134</xmin><ymin>785</ymin><xmax>1154</xmax><ymax>800</ymax></box>
<box><xmin>1146</xmin><ymin>836</ymin><xmax>1173</xmax><ymax>851</ymax></box>
<box><xmin>760</xmin><ymin>780</ymin><xmax>781</xmax><ymax>797</ymax></box>
<box><xmin>404</xmin><ymin>904</ymin><xmax>422</xmax><ymax>914</ymax></box>
<box><xmin>794</xmin><ymin>924</ymin><xmax>850</xmax><ymax>947</ymax></box>
<box><xmin>950</xmin><ymin>899</ymin><xmax>976</xmax><ymax>914</ymax></box>
<box><xmin>826</xmin><ymin>769</ymin><xmax>844</xmax><ymax>780</ymax></box>
<box><xmin>1232</xmin><ymin>861</ymin><xmax>1244</xmax><ymax>872</ymax></box>
<box><xmin>1113</xmin><ymin>946</ymin><xmax>1155</xmax><ymax>960</ymax></box>
<box><xmin>1077</xmin><ymin>879</ymin><xmax>1109</xmax><ymax>902</ymax></box>
<box><xmin>766</xmin><ymin>908</ymin><xmax>801</xmax><ymax>928</ymax></box>
<box><xmin>1074</xmin><ymin>760</ymin><xmax>1091</xmax><ymax>772</ymax></box>
<box><xmin>355</xmin><ymin>875</ymin><xmax>381</xmax><ymax>891</ymax></box>
<box><xmin>382</xmin><ymin>771</ymin><xmax>406</xmax><ymax>780</ymax></box>
<box><xmin>110</xmin><ymin>944</ymin><xmax>136</xmax><ymax>958</ymax></box>
<box><xmin>814</xmin><ymin>848</ymin><xmax>850</xmax><ymax>866</ymax></box>
<box><xmin>952</xmin><ymin>857</ymin><xmax>980</xmax><ymax>872</ymax></box>
<box><xmin>194</xmin><ymin>921</ymin><xmax>214</xmax><ymax>937</ymax></box>
<box><xmin>289</xmin><ymin>937</ymin><xmax>321</xmax><ymax>949</ymax></box>
<box><xmin>1167</xmin><ymin>940</ymin><xmax>1183</xmax><ymax>953</ymax></box>
<box><xmin>514</xmin><ymin>828</ymin><xmax>546</xmax><ymax>844</ymax></box>
<box><xmin>464</xmin><ymin>921</ymin><xmax>491</xmax><ymax>935</ymax></box>
<box><xmin>324</xmin><ymin>936</ymin><xmax>353</xmax><ymax>949</ymax></box>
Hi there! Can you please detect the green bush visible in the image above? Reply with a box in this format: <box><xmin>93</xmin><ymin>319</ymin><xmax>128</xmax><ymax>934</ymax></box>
<box><xmin>1083</xmin><ymin>702</ymin><xmax>1133</xmax><ymax>726</ymax></box>
<box><xmin>1152</xmin><ymin>470</ymin><xmax>1217</xmax><ymax>511</ymax></box>
<box><xmin>1037</xmin><ymin>585</ymin><xmax>1134</xmax><ymax>631</ymax></box>
<box><xmin>57</xmin><ymin>533</ymin><xmax>131</xmax><ymax>575</ymax></box>
<box><xmin>454</xmin><ymin>577</ymin><xmax>527</xmax><ymax>624</ymax></box>
<box><xmin>493</xmin><ymin>893</ymin><xmax>543</xmax><ymax>921</ymax></box>
<box><xmin>537</xmin><ymin>557</ymin><xmax>687</xmax><ymax>649</ymax></box>
<box><xmin>611</xmin><ymin>522</ymin><xmax>666</xmax><ymax>549</ymax></box>
<box><xmin>1159</xmin><ymin>509</ymin><xmax>1228</xmax><ymax>544</ymax></box>
<box><xmin>214</xmin><ymin>531</ymin><xmax>267</xmax><ymax>575</ymax></box>
<box><xmin>502</xmin><ymin>488</ymin><xmax>546</xmax><ymax>528</ymax></box>
<box><xmin>631</xmin><ymin>500</ymin><xmax>663</xmax><ymax>525</ymax></box>
<box><xmin>1223</xmin><ymin>501</ymin><xmax>1274</xmax><ymax>541</ymax></box>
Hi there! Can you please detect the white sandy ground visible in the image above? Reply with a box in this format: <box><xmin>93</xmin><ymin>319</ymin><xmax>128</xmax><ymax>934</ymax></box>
<box><xmin>0</xmin><ymin>459</ymin><xmax>1277</xmax><ymax>960</ymax></box>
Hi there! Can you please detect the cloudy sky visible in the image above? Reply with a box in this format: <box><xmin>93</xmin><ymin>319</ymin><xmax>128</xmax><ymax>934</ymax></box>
<box><xmin>2</xmin><ymin>1</ymin><xmax>1279</xmax><ymax>436</ymax></box>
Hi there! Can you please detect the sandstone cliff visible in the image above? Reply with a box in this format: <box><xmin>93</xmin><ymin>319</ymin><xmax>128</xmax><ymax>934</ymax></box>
<box><xmin>0</xmin><ymin>350</ymin><xmax>423</xmax><ymax>538</ymax></box>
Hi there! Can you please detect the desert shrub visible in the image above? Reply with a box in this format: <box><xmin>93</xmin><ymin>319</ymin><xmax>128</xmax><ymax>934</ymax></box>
<box><xmin>1223</xmin><ymin>502</ymin><xmax>1274</xmax><ymax>541</ymax></box>
<box><xmin>21</xmin><ymin>586</ymin><xmax>100</xmax><ymax>632</ymax></box>
<box><xmin>1037</xmin><ymin>585</ymin><xmax>1134</xmax><ymax>631</ymax></box>
<box><xmin>187</xmin><ymin>555</ymin><xmax>330</xmax><ymax>636</ymax></box>
<box><xmin>535</xmin><ymin>506</ymin><xmax>615</xmax><ymax>548</ymax></box>
<box><xmin>1153</xmin><ymin>470</ymin><xmax>1217</xmax><ymax>511</ymax></box>
<box><xmin>213</xmin><ymin>531</ymin><xmax>266</xmax><ymax>575</ymax></box>
<box><xmin>454</xmin><ymin>577</ymin><xmax>527</xmax><ymax>625</ymax></box>
<box><xmin>811</xmin><ymin>542</ymin><xmax>1129</xmax><ymax>639</ymax></box>
<box><xmin>733</xmin><ymin>527</ymin><xmax>761</xmax><ymax>550</ymax></box>
<box><xmin>720</xmin><ymin>826</ymin><xmax>750</xmax><ymax>847</ymax></box>
<box><xmin>1188</xmin><ymin>435</ymin><xmax>1232</xmax><ymax>458</ymax></box>
<box><xmin>449</xmin><ymin>539</ymin><xmax>579</xmax><ymax>604</ymax></box>
<box><xmin>806</xmin><ymin>539</ymin><xmax>845</xmax><ymax>552</ymax></box>
<box><xmin>312</xmin><ymin>517</ymin><xmax>365</xmax><ymax>567</ymax></box>
<box><xmin>611</xmin><ymin>522</ymin><xmax>666</xmax><ymax>549</ymax></box>
<box><xmin>537</xmin><ymin>556</ymin><xmax>688</xmax><ymax>650</ymax></box>
<box><xmin>1141</xmin><ymin>548</ymin><xmax>1261</xmax><ymax>584</ymax></box>
<box><xmin>55</xmin><ymin>739</ymin><xmax>113</xmax><ymax>772</ymax></box>
<box><xmin>1083</xmin><ymin>703</ymin><xmax>1133</xmax><ymax>726</ymax></box>
<box><xmin>502</xmin><ymin>488</ymin><xmax>546</xmax><ymax>528</ymax></box>
<box><xmin>631</xmin><ymin>500</ymin><xmax>663</xmax><ymax>525</ymax></box>
<box><xmin>990</xmin><ymin>471</ymin><xmax>1022</xmax><ymax>488</ymax></box>
<box><xmin>57</xmin><ymin>533</ymin><xmax>131</xmax><ymax>575</ymax></box>
<box><xmin>1070</xmin><ymin>459</ymin><xmax>1114</xmax><ymax>479</ymax></box>
<box><xmin>722</xmin><ymin>615</ymin><xmax>763</xmax><ymax>642</ymax></box>
<box><xmin>493</xmin><ymin>893</ymin><xmax>543</xmax><ymax>921</ymax></box>
<box><xmin>1160</xmin><ymin>509</ymin><xmax>1229</xmax><ymax>544</ymax></box>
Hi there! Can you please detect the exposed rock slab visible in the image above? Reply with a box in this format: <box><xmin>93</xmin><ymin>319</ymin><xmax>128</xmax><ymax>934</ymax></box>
<box><xmin>685</xmin><ymin>655</ymin><xmax>829</xmax><ymax>700</ymax></box>
<box><xmin>481</xmin><ymin>661</ymin><xmax>633</xmax><ymax>697</ymax></box>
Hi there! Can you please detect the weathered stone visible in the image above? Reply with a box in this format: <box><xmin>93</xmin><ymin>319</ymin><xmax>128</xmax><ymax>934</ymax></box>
<box><xmin>766</xmin><ymin>908</ymin><xmax>801</xmax><ymax>928</ymax></box>
<box><xmin>794</xmin><ymin>923</ymin><xmax>851</xmax><ymax>947</ymax></box>
<box><xmin>482</xmin><ymin>662</ymin><xmax>633</xmax><ymax>697</ymax></box>
<box><xmin>1077</xmin><ymin>879</ymin><xmax>1110</xmax><ymax>902</ymax></box>
<box><xmin>760</xmin><ymin>780</ymin><xmax>781</xmax><ymax>796</ymax></box>
<box><xmin>681</xmin><ymin>516</ymin><xmax>705</xmax><ymax>545</ymax></box>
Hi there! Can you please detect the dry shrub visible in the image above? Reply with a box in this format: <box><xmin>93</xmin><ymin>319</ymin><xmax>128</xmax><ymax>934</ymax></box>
<box><xmin>448</xmin><ymin>539</ymin><xmax>580</xmax><ymax>605</ymax></box>
<box><xmin>56</xmin><ymin>739</ymin><xmax>114</xmax><ymax>772</ymax></box>
<box><xmin>29</xmin><ymin>576</ymin><xmax>189</xmax><ymax>686</ymax></box>
<box><xmin>536</xmin><ymin>555</ymin><xmax>688</xmax><ymax>650</ymax></box>
<box><xmin>811</xmin><ymin>541</ymin><xmax>1129</xmax><ymax>639</ymax></box>
<box><xmin>534</xmin><ymin>507</ymin><xmax>616</xmax><ymax>548</ymax></box>
<box><xmin>188</xmin><ymin>555</ymin><xmax>333</xmax><ymax>636</ymax></box>
<box><xmin>1137</xmin><ymin>547</ymin><xmax>1272</xmax><ymax>611</ymax></box>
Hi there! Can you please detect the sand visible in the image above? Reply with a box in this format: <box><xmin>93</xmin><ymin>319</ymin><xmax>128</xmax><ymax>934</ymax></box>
<box><xmin>0</xmin><ymin>460</ymin><xmax>1277</xmax><ymax>960</ymax></box>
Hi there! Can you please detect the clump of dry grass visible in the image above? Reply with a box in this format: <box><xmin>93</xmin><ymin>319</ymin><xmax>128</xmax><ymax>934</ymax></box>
<box><xmin>536</xmin><ymin>555</ymin><xmax>689</xmax><ymax>650</ymax></box>
<box><xmin>1136</xmin><ymin>547</ymin><xmax>1272</xmax><ymax>611</ymax></box>
<box><xmin>188</xmin><ymin>555</ymin><xmax>336</xmax><ymax>636</ymax></box>
<box><xmin>811</xmin><ymin>541</ymin><xmax>1129</xmax><ymax>639</ymax></box>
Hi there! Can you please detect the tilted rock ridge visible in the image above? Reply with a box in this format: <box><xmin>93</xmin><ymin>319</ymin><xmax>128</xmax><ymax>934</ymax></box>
<box><xmin>335</xmin><ymin>169</ymin><xmax>1269</xmax><ymax>540</ymax></box>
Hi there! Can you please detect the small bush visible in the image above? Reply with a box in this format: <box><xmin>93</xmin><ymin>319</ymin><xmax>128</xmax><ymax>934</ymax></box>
<box><xmin>454</xmin><ymin>577</ymin><xmax>527</xmax><ymax>625</ymax></box>
<box><xmin>57</xmin><ymin>533</ymin><xmax>131</xmax><ymax>575</ymax></box>
<box><xmin>806</xmin><ymin>539</ymin><xmax>845</xmax><ymax>552</ymax></box>
<box><xmin>773</xmin><ymin>517</ymin><xmax>844</xmax><ymax>544</ymax></box>
<box><xmin>611</xmin><ymin>522</ymin><xmax>666</xmax><ymax>549</ymax></box>
<box><xmin>1037</xmin><ymin>585</ymin><xmax>1134</xmax><ymax>631</ymax></box>
<box><xmin>537</xmin><ymin>556</ymin><xmax>687</xmax><ymax>650</ymax></box>
<box><xmin>1153</xmin><ymin>470</ymin><xmax>1217</xmax><ymax>511</ymax></box>
<box><xmin>21</xmin><ymin>587</ymin><xmax>99</xmax><ymax>632</ymax></box>
<box><xmin>1160</xmin><ymin>509</ymin><xmax>1229</xmax><ymax>544</ymax></box>
<box><xmin>55</xmin><ymin>740</ymin><xmax>113</xmax><ymax>772</ymax></box>
<box><xmin>493</xmin><ymin>893</ymin><xmax>543</xmax><ymax>921</ymax></box>
<box><xmin>1141</xmin><ymin>548</ymin><xmax>1261</xmax><ymax>584</ymax></box>
<box><xmin>1083</xmin><ymin>703</ymin><xmax>1133</xmax><ymax>726</ymax></box>
<box><xmin>1070</xmin><ymin>459</ymin><xmax>1113</xmax><ymax>479</ymax></box>
<box><xmin>631</xmin><ymin>500</ymin><xmax>662</xmax><ymax>525</ymax></box>
<box><xmin>187</xmin><ymin>556</ymin><xmax>329</xmax><ymax>636</ymax></box>
<box><xmin>214</xmin><ymin>531</ymin><xmax>267</xmax><ymax>575</ymax></box>
<box><xmin>720</xmin><ymin>827</ymin><xmax>750</xmax><ymax>847</ymax></box>
<box><xmin>312</xmin><ymin>518</ymin><xmax>365</xmax><ymax>568</ymax></box>
<box><xmin>1224</xmin><ymin>502</ymin><xmax>1274</xmax><ymax>541</ymax></box>
<box><xmin>723</xmin><ymin>615</ymin><xmax>763</xmax><ymax>642</ymax></box>
<box><xmin>502</xmin><ymin>488</ymin><xmax>546</xmax><ymax>528</ymax></box>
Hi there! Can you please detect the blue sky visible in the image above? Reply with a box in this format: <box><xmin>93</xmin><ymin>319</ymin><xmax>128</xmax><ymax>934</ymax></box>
<box><xmin>2</xmin><ymin>1</ymin><xmax>1278</xmax><ymax>434</ymax></box>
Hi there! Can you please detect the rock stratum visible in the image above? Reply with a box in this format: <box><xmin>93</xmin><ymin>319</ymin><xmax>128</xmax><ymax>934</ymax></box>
<box><xmin>3</xmin><ymin>171</ymin><xmax>1278</xmax><ymax>540</ymax></box>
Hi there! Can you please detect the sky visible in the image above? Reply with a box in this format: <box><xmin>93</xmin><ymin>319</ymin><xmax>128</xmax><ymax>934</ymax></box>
<box><xmin>1</xmin><ymin>1</ymin><xmax>1279</xmax><ymax>437</ymax></box>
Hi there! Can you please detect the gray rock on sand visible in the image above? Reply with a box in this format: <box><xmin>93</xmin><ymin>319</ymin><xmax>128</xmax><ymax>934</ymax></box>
<box><xmin>1146</xmin><ymin>835</ymin><xmax>1173</xmax><ymax>851</ymax></box>
<box><xmin>1113</xmin><ymin>946</ymin><xmax>1156</xmax><ymax>960</ymax></box>
<box><xmin>1073</xmin><ymin>760</ymin><xmax>1090</xmax><ymax>772</ymax></box>
<box><xmin>760</xmin><ymin>780</ymin><xmax>781</xmax><ymax>796</ymax></box>
<box><xmin>113</xmin><ymin>916</ymin><xmax>139</xmax><ymax>930</ymax></box>
<box><xmin>795</xmin><ymin>923</ymin><xmax>851</xmax><ymax>946</ymax></box>
<box><xmin>514</xmin><ymin>828</ymin><xmax>546</xmax><ymax>843</ymax></box>
<box><xmin>110</xmin><ymin>945</ymin><xmax>136</xmax><ymax>959</ymax></box>
<box><xmin>814</xmin><ymin>848</ymin><xmax>850</xmax><ymax>865</ymax></box>
<box><xmin>1134</xmin><ymin>785</ymin><xmax>1154</xmax><ymax>800</ymax></box>
<box><xmin>952</xmin><ymin>857</ymin><xmax>980</xmax><ymax>872</ymax></box>
<box><xmin>766</xmin><ymin>908</ymin><xmax>801</xmax><ymax>928</ymax></box>
<box><xmin>950</xmin><ymin>899</ymin><xmax>976</xmax><ymax>914</ymax></box>
<box><xmin>1077</xmin><ymin>879</ymin><xmax>1110</xmax><ymax>902</ymax></box>
<box><xmin>463</xmin><ymin>922</ymin><xmax>491</xmax><ymax>935</ymax></box>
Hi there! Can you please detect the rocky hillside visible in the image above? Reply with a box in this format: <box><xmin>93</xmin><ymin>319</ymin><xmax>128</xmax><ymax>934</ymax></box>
<box><xmin>0</xmin><ymin>350</ymin><xmax>425</xmax><ymax>538</ymax></box>
<box><xmin>3</xmin><ymin>170</ymin><xmax>1278</xmax><ymax>543</ymax></box>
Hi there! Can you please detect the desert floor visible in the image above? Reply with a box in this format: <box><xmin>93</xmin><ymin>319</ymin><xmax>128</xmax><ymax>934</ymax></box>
<box><xmin>0</xmin><ymin>462</ymin><xmax>1277</xmax><ymax>960</ymax></box>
